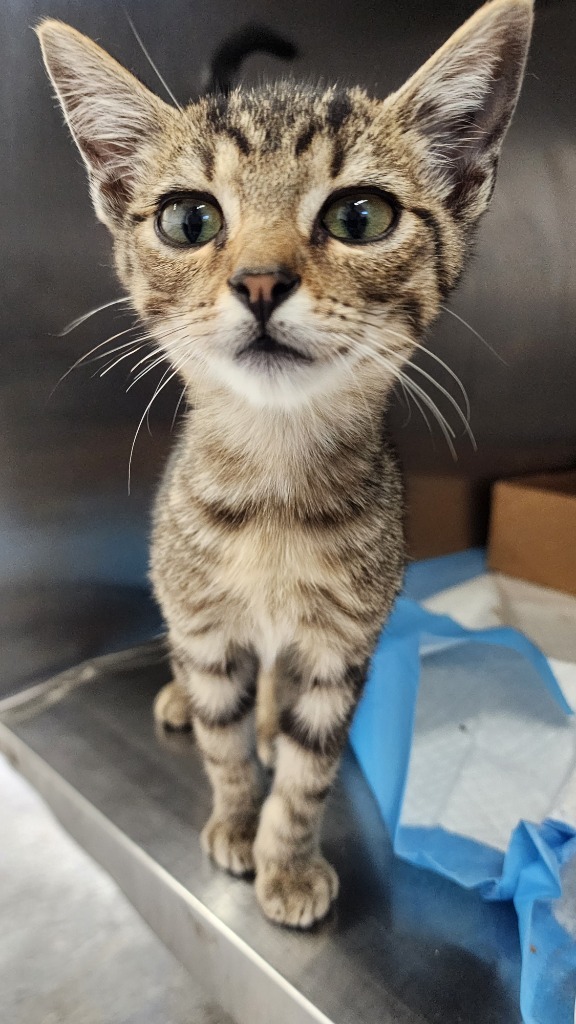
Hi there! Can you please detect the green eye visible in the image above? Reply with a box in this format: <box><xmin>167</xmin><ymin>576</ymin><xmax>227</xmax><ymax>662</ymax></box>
<box><xmin>157</xmin><ymin>194</ymin><xmax>223</xmax><ymax>247</ymax></box>
<box><xmin>321</xmin><ymin>191</ymin><xmax>396</xmax><ymax>243</ymax></box>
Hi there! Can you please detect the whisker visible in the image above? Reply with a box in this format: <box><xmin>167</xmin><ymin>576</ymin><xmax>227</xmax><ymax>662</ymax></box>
<box><xmin>128</xmin><ymin>357</ymin><xmax>188</xmax><ymax>494</ymax></box>
<box><xmin>125</xmin><ymin>12</ymin><xmax>183</xmax><ymax>111</ymax></box>
<box><xmin>89</xmin><ymin>337</ymin><xmax>148</xmax><ymax>366</ymax></box>
<box><xmin>49</xmin><ymin>325</ymin><xmax>140</xmax><ymax>399</ymax></box>
<box><xmin>127</xmin><ymin>337</ymin><xmax>193</xmax><ymax>388</ymax></box>
<box><xmin>317</xmin><ymin>312</ymin><xmax>474</xmax><ymax>449</ymax></box>
<box><xmin>51</xmin><ymin>309</ymin><xmax>215</xmax><ymax>407</ymax></box>
<box><xmin>103</xmin><ymin>319</ymin><xmax>202</xmax><ymax>383</ymax></box>
<box><xmin>333</xmin><ymin>352</ymin><xmax>377</xmax><ymax>434</ymax></box>
<box><xmin>98</xmin><ymin>342</ymin><xmax>151</xmax><ymax>377</ymax></box>
<box><xmin>398</xmin><ymin>378</ymin><xmax>433</xmax><ymax>438</ymax></box>
<box><xmin>393</xmin><ymin>348</ymin><xmax>475</xmax><ymax>447</ymax></box>
<box><xmin>318</xmin><ymin>299</ymin><xmax>472</xmax><ymax>423</ymax></box>
<box><xmin>440</xmin><ymin>304</ymin><xmax>507</xmax><ymax>365</ymax></box>
<box><xmin>59</xmin><ymin>296</ymin><xmax>131</xmax><ymax>336</ymax></box>
<box><xmin>97</xmin><ymin>329</ymin><xmax>191</xmax><ymax>380</ymax></box>
<box><xmin>381</xmin><ymin>324</ymin><xmax>471</xmax><ymax>422</ymax></box>
<box><xmin>341</xmin><ymin>337</ymin><xmax>458</xmax><ymax>458</ymax></box>
<box><xmin>146</xmin><ymin>363</ymin><xmax>175</xmax><ymax>435</ymax></box>
<box><xmin>400</xmin><ymin>372</ymin><xmax>456</xmax><ymax>458</ymax></box>
<box><xmin>127</xmin><ymin>347</ymin><xmax>168</xmax><ymax>381</ymax></box>
<box><xmin>397</xmin><ymin>380</ymin><xmax>414</xmax><ymax>429</ymax></box>
<box><xmin>97</xmin><ymin>330</ymin><xmax>192</xmax><ymax>378</ymax></box>
<box><xmin>171</xmin><ymin>385</ymin><xmax>188</xmax><ymax>431</ymax></box>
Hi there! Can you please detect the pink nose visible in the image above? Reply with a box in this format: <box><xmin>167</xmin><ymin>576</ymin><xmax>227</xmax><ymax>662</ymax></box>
<box><xmin>228</xmin><ymin>268</ymin><xmax>301</xmax><ymax>325</ymax></box>
<box><xmin>237</xmin><ymin>273</ymin><xmax>279</xmax><ymax>306</ymax></box>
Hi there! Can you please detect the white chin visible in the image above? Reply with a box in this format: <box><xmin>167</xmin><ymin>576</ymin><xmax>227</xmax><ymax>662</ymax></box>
<box><xmin>208</xmin><ymin>355</ymin><xmax>338</xmax><ymax>409</ymax></box>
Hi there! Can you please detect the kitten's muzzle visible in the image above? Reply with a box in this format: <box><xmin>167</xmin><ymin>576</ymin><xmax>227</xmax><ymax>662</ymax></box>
<box><xmin>228</xmin><ymin>268</ymin><xmax>301</xmax><ymax>327</ymax></box>
<box><xmin>237</xmin><ymin>332</ymin><xmax>312</xmax><ymax>364</ymax></box>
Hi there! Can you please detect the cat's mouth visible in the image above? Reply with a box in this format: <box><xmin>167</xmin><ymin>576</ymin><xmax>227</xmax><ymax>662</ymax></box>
<box><xmin>236</xmin><ymin>333</ymin><xmax>313</xmax><ymax>366</ymax></box>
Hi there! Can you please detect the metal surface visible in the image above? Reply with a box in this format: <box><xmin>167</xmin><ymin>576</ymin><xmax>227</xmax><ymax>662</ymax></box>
<box><xmin>0</xmin><ymin>581</ymin><xmax>162</xmax><ymax>699</ymax></box>
<box><xmin>0</xmin><ymin>755</ymin><xmax>232</xmax><ymax>1024</ymax></box>
<box><xmin>1</xmin><ymin>644</ymin><xmax>523</xmax><ymax>1024</ymax></box>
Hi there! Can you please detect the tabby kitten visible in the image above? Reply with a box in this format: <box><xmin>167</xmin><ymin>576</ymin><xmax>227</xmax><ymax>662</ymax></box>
<box><xmin>38</xmin><ymin>0</ymin><xmax>533</xmax><ymax>928</ymax></box>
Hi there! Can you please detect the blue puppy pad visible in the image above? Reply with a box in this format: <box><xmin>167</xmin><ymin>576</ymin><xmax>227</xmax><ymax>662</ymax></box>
<box><xmin>350</xmin><ymin>553</ymin><xmax>576</xmax><ymax>1024</ymax></box>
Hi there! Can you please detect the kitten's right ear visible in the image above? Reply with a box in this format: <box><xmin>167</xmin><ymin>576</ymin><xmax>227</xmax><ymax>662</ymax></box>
<box><xmin>36</xmin><ymin>19</ymin><xmax>174</xmax><ymax>228</ymax></box>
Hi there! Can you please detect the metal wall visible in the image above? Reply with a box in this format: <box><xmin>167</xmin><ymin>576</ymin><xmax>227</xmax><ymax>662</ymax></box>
<box><xmin>1</xmin><ymin>0</ymin><xmax>575</xmax><ymax>686</ymax></box>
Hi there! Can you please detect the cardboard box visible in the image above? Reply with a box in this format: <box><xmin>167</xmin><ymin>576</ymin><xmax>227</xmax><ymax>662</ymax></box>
<box><xmin>404</xmin><ymin>473</ymin><xmax>485</xmax><ymax>560</ymax></box>
<box><xmin>488</xmin><ymin>470</ymin><xmax>576</xmax><ymax>596</ymax></box>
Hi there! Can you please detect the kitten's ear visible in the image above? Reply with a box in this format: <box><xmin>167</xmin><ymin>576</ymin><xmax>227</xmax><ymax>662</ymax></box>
<box><xmin>389</xmin><ymin>0</ymin><xmax>533</xmax><ymax>222</ymax></box>
<box><xmin>36</xmin><ymin>19</ymin><xmax>174</xmax><ymax>228</ymax></box>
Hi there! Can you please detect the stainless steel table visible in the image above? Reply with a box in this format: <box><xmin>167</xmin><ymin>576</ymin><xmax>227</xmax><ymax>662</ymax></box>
<box><xmin>0</xmin><ymin>642</ymin><xmax>522</xmax><ymax>1024</ymax></box>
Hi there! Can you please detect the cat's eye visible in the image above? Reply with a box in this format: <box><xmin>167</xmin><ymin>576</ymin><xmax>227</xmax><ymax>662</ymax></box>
<box><xmin>156</xmin><ymin>194</ymin><xmax>223</xmax><ymax>247</ymax></box>
<box><xmin>321</xmin><ymin>190</ymin><xmax>396</xmax><ymax>244</ymax></box>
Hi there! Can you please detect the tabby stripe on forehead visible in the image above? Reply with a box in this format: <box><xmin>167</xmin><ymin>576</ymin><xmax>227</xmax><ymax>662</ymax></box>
<box><xmin>326</xmin><ymin>93</ymin><xmax>353</xmax><ymax>178</ymax></box>
<box><xmin>223</xmin><ymin>125</ymin><xmax>251</xmax><ymax>156</ymax></box>
<box><xmin>330</xmin><ymin>139</ymin><xmax>345</xmax><ymax>179</ymax></box>
<box><xmin>199</xmin><ymin>145</ymin><xmax>215</xmax><ymax>180</ymax></box>
<box><xmin>205</xmin><ymin>95</ymin><xmax>251</xmax><ymax>156</ymax></box>
<box><xmin>325</xmin><ymin>93</ymin><xmax>353</xmax><ymax>133</ymax></box>
<box><xmin>294</xmin><ymin>123</ymin><xmax>318</xmax><ymax>157</ymax></box>
<box><xmin>410</xmin><ymin>206</ymin><xmax>449</xmax><ymax>298</ymax></box>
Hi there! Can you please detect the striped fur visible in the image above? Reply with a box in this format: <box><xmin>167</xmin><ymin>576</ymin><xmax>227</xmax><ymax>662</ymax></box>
<box><xmin>38</xmin><ymin>0</ymin><xmax>533</xmax><ymax>927</ymax></box>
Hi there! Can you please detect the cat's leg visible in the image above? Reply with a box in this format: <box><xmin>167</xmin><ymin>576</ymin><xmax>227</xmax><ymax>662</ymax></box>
<box><xmin>178</xmin><ymin>640</ymin><xmax>263</xmax><ymax>876</ymax></box>
<box><xmin>154</xmin><ymin>643</ymin><xmax>194</xmax><ymax>731</ymax></box>
<box><xmin>253</xmin><ymin>649</ymin><xmax>367</xmax><ymax>928</ymax></box>
<box><xmin>256</xmin><ymin>665</ymin><xmax>279</xmax><ymax>770</ymax></box>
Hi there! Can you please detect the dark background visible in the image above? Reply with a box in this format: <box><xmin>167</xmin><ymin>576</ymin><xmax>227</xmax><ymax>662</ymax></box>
<box><xmin>1</xmin><ymin>0</ymin><xmax>575</xmax><ymax>692</ymax></box>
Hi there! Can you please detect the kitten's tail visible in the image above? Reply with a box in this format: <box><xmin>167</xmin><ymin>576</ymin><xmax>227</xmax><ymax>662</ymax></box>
<box><xmin>203</xmin><ymin>25</ymin><xmax>298</xmax><ymax>95</ymax></box>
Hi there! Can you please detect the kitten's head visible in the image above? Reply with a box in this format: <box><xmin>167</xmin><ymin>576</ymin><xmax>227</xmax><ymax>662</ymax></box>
<box><xmin>38</xmin><ymin>1</ymin><xmax>532</xmax><ymax>410</ymax></box>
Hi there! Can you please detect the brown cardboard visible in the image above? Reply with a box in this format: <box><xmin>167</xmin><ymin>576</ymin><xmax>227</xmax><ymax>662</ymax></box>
<box><xmin>404</xmin><ymin>473</ymin><xmax>485</xmax><ymax>560</ymax></box>
<box><xmin>488</xmin><ymin>470</ymin><xmax>576</xmax><ymax>596</ymax></box>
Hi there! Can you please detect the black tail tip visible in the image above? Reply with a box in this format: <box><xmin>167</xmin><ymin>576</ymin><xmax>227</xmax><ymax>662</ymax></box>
<box><xmin>203</xmin><ymin>24</ymin><xmax>299</xmax><ymax>95</ymax></box>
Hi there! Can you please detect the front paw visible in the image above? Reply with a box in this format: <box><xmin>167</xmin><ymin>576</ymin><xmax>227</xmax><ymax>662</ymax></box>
<box><xmin>201</xmin><ymin>814</ymin><xmax>258</xmax><ymax>877</ymax></box>
<box><xmin>255</xmin><ymin>856</ymin><xmax>339</xmax><ymax>928</ymax></box>
<box><xmin>153</xmin><ymin>681</ymin><xmax>192</xmax><ymax>731</ymax></box>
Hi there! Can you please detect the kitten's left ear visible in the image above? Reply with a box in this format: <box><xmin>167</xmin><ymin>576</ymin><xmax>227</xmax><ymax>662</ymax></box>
<box><xmin>37</xmin><ymin>19</ymin><xmax>175</xmax><ymax>228</ymax></box>
<box><xmin>389</xmin><ymin>0</ymin><xmax>533</xmax><ymax>222</ymax></box>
